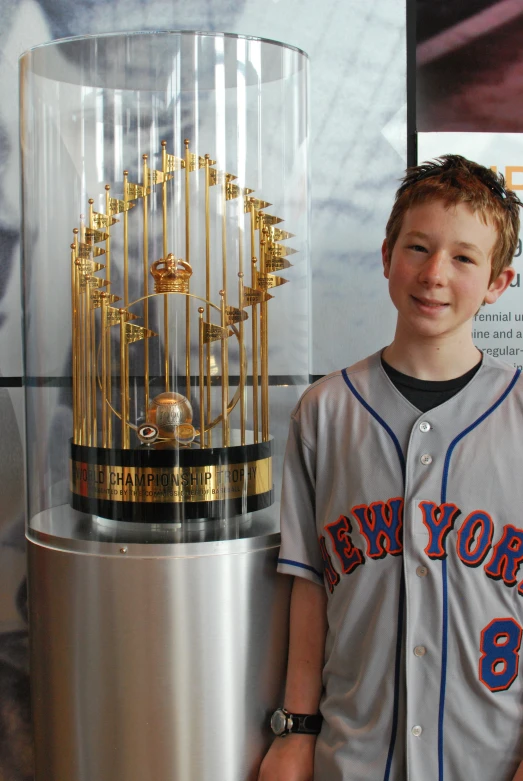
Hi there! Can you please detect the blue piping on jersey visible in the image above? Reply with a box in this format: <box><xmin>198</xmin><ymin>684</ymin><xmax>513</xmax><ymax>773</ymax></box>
<box><xmin>437</xmin><ymin>367</ymin><xmax>521</xmax><ymax>781</ymax></box>
<box><xmin>342</xmin><ymin>366</ymin><xmax>406</xmax><ymax>781</ymax></box>
<box><xmin>342</xmin><ymin>368</ymin><xmax>406</xmax><ymax>483</ymax></box>
<box><xmin>277</xmin><ymin>557</ymin><xmax>323</xmax><ymax>580</ymax></box>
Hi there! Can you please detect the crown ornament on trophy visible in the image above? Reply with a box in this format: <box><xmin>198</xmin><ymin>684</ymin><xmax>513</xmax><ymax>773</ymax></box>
<box><xmin>152</xmin><ymin>256</ymin><xmax>193</xmax><ymax>294</ymax></box>
<box><xmin>69</xmin><ymin>139</ymin><xmax>297</xmax><ymax>523</ymax></box>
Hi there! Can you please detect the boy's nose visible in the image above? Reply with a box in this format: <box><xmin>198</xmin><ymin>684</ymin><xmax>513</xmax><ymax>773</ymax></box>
<box><xmin>418</xmin><ymin>252</ymin><xmax>448</xmax><ymax>285</ymax></box>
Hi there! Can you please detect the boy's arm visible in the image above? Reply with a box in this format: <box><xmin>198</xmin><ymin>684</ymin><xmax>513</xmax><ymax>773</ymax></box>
<box><xmin>512</xmin><ymin>762</ymin><xmax>523</xmax><ymax>781</ymax></box>
<box><xmin>258</xmin><ymin>576</ymin><xmax>327</xmax><ymax>781</ymax></box>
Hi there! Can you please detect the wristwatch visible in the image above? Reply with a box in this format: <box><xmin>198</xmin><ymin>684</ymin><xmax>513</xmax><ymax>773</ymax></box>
<box><xmin>270</xmin><ymin>707</ymin><xmax>323</xmax><ymax>737</ymax></box>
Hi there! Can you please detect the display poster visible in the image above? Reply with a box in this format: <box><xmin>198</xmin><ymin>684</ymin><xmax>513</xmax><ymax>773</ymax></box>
<box><xmin>418</xmin><ymin>132</ymin><xmax>523</xmax><ymax>370</ymax></box>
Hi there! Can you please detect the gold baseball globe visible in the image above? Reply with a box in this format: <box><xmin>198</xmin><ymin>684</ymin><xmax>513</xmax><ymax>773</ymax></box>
<box><xmin>146</xmin><ymin>392</ymin><xmax>193</xmax><ymax>439</ymax></box>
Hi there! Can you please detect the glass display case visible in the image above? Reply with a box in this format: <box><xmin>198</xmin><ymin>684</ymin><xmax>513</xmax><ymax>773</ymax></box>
<box><xmin>20</xmin><ymin>31</ymin><xmax>309</xmax><ymax>781</ymax></box>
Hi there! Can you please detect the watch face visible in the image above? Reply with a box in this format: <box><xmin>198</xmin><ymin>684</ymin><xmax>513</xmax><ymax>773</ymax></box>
<box><xmin>270</xmin><ymin>709</ymin><xmax>288</xmax><ymax>736</ymax></box>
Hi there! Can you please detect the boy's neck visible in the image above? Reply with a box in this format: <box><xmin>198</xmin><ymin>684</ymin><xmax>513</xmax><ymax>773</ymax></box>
<box><xmin>382</xmin><ymin>334</ymin><xmax>482</xmax><ymax>381</ymax></box>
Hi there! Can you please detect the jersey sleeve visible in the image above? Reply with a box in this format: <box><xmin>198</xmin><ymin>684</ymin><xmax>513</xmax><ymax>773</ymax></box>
<box><xmin>277</xmin><ymin>409</ymin><xmax>324</xmax><ymax>586</ymax></box>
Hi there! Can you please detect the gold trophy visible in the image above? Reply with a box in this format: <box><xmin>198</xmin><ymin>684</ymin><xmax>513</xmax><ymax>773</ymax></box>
<box><xmin>69</xmin><ymin>139</ymin><xmax>296</xmax><ymax>522</ymax></box>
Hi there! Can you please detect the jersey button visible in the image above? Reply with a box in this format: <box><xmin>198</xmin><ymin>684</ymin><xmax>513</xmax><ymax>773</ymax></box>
<box><xmin>419</xmin><ymin>421</ymin><xmax>431</xmax><ymax>433</ymax></box>
<box><xmin>411</xmin><ymin>725</ymin><xmax>423</xmax><ymax>737</ymax></box>
<box><xmin>414</xmin><ymin>645</ymin><xmax>426</xmax><ymax>657</ymax></box>
<box><xmin>416</xmin><ymin>565</ymin><xmax>428</xmax><ymax>578</ymax></box>
<box><xmin>420</xmin><ymin>454</ymin><xmax>432</xmax><ymax>465</ymax></box>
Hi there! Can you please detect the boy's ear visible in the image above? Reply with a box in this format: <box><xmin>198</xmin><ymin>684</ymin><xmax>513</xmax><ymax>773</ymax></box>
<box><xmin>382</xmin><ymin>239</ymin><xmax>390</xmax><ymax>279</ymax></box>
<box><xmin>484</xmin><ymin>266</ymin><xmax>516</xmax><ymax>305</ymax></box>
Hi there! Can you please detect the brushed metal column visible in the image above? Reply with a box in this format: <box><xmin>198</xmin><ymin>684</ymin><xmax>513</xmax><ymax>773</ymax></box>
<box><xmin>28</xmin><ymin>508</ymin><xmax>290</xmax><ymax>781</ymax></box>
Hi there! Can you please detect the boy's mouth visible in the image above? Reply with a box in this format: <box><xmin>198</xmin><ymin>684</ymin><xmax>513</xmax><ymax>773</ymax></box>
<box><xmin>412</xmin><ymin>296</ymin><xmax>449</xmax><ymax>309</ymax></box>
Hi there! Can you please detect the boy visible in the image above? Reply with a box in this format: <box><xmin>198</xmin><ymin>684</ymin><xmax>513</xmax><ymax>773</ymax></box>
<box><xmin>259</xmin><ymin>155</ymin><xmax>523</xmax><ymax>781</ymax></box>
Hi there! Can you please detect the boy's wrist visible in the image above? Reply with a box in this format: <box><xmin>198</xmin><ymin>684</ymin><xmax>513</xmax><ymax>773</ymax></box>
<box><xmin>270</xmin><ymin>707</ymin><xmax>323</xmax><ymax>737</ymax></box>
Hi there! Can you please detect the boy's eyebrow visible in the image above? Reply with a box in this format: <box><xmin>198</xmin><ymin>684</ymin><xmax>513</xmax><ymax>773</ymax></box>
<box><xmin>404</xmin><ymin>231</ymin><xmax>483</xmax><ymax>254</ymax></box>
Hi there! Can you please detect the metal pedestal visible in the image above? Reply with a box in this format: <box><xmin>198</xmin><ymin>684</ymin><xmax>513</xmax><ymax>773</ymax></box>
<box><xmin>28</xmin><ymin>507</ymin><xmax>290</xmax><ymax>781</ymax></box>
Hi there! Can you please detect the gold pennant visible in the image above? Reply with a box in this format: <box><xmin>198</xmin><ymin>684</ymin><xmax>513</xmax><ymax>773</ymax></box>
<box><xmin>91</xmin><ymin>291</ymin><xmax>121</xmax><ymax>308</ymax></box>
<box><xmin>85</xmin><ymin>227</ymin><xmax>109</xmax><ymax>244</ymax></box>
<box><xmin>256</xmin><ymin>212</ymin><xmax>284</xmax><ymax>228</ymax></box>
<box><xmin>78</xmin><ymin>243</ymin><xmax>106</xmax><ymax>258</ymax></box>
<box><xmin>245</xmin><ymin>197</ymin><xmax>271</xmax><ymax>212</ymax></box>
<box><xmin>80</xmin><ymin>275</ymin><xmax>109</xmax><ymax>291</ymax></box>
<box><xmin>203</xmin><ymin>322</ymin><xmax>231</xmax><ymax>343</ymax></box>
<box><xmin>266</xmin><ymin>243</ymin><xmax>298</xmax><ymax>259</ymax></box>
<box><xmin>243</xmin><ymin>286</ymin><xmax>274</xmax><ymax>305</ymax></box>
<box><xmin>164</xmin><ymin>153</ymin><xmax>185</xmax><ymax>172</ymax></box>
<box><xmin>185</xmin><ymin>153</ymin><xmax>209</xmax><ymax>172</ymax></box>
<box><xmin>226</xmin><ymin>306</ymin><xmax>249</xmax><ymax>325</ymax></box>
<box><xmin>226</xmin><ymin>183</ymin><xmax>255</xmax><ymax>201</ymax></box>
<box><xmin>125</xmin><ymin>181</ymin><xmax>150</xmax><ymax>200</ymax></box>
<box><xmin>92</xmin><ymin>212</ymin><xmax>119</xmax><ymax>229</ymax></box>
<box><xmin>269</xmin><ymin>228</ymin><xmax>295</xmax><ymax>241</ymax></box>
<box><xmin>125</xmin><ymin>323</ymin><xmax>157</xmax><ymax>344</ymax></box>
<box><xmin>108</xmin><ymin>198</ymin><xmax>136</xmax><ymax>215</ymax></box>
<box><xmin>208</xmin><ymin>169</ymin><xmax>238</xmax><ymax>186</ymax></box>
<box><xmin>76</xmin><ymin>259</ymin><xmax>106</xmax><ymax>274</ymax></box>
<box><xmin>256</xmin><ymin>273</ymin><xmax>288</xmax><ymax>291</ymax></box>
<box><xmin>106</xmin><ymin>307</ymin><xmax>139</xmax><ymax>326</ymax></box>
<box><xmin>146</xmin><ymin>168</ymin><xmax>173</xmax><ymax>186</ymax></box>
<box><xmin>266</xmin><ymin>257</ymin><xmax>293</xmax><ymax>272</ymax></box>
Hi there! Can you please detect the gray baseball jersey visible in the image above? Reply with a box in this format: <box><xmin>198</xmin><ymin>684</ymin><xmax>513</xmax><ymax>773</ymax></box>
<box><xmin>278</xmin><ymin>349</ymin><xmax>523</xmax><ymax>781</ymax></box>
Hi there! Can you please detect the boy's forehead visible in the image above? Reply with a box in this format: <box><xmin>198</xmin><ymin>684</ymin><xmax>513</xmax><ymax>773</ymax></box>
<box><xmin>400</xmin><ymin>200</ymin><xmax>497</xmax><ymax>242</ymax></box>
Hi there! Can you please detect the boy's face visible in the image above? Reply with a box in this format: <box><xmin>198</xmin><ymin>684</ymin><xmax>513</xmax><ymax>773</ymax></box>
<box><xmin>382</xmin><ymin>200</ymin><xmax>514</xmax><ymax>345</ymax></box>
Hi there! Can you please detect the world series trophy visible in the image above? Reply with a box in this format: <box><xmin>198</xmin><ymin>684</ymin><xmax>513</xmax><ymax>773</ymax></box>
<box><xmin>70</xmin><ymin>138</ymin><xmax>295</xmax><ymax>523</ymax></box>
<box><xmin>21</xmin><ymin>32</ymin><xmax>308</xmax><ymax>781</ymax></box>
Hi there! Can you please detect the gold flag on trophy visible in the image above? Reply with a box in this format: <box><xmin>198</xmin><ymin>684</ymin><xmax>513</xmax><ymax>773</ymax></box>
<box><xmin>243</xmin><ymin>286</ymin><xmax>273</xmax><ymax>305</ymax></box>
<box><xmin>106</xmin><ymin>307</ymin><xmax>140</xmax><ymax>326</ymax></box>
<box><xmin>125</xmin><ymin>323</ymin><xmax>157</xmax><ymax>344</ymax></box>
<box><xmin>85</xmin><ymin>228</ymin><xmax>109</xmax><ymax>244</ymax></box>
<box><xmin>269</xmin><ymin>228</ymin><xmax>295</xmax><ymax>241</ymax></box>
<box><xmin>76</xmin><ymin>259</ymin><xmax>106</xmax><ymax>274</ymax></box>
<box><xmin>226</xmin><ymin>306</ymin><xmax>249</xmax><ymax>325</ymax></box>
<box><xmin>80</xmin><ymin>275</ymin><xmax>109</xmax><ymax>291</ymax></box>
<box><xmin>266</xmin><ymin>243</ymin><xmax>298</xmax><ymax>259</ymax></box>
<box><xmin>125</xmin><ymin>181</ymin><xmax>150</xmax><ymax>200</ymax></box>
<box><xmin>164</xmin><ymin>153</ymin><xmax>185</xmax><ymax>172</ymax></box>
<box><xmin>108</xmin><ymin>198</ymin><xmax>136</xmax><ymax>215</ymax></box>
<box><xmin>146</xmin><ymin>168</ymin><xmax>172</xmax><ymax>186</ymax></box>
<box><xmin>256</xmin><ymin>212</ymin><xmax>284</xmax><ymax>228</ymax></box>
<box><xmin>255</xmin><ymin>273</ymin><xmax>288</xmax><ymax>291</ymax></box>
<box><xmin>78</xmin><ymin>243</ymin><xmax>106</xmax><ymax>259</ymax></box>
<box><xmin>208</xmin><ymin>169</ymin><xmax>238</xmax><ymax>186</ymax></box>
<box><xmin>226</xmin><ymin>183</ymin><xmax>255</xmax><ymax>201</ymax></box>
<box><xmin>245</xmin><ymin>197</ymin><xmax>271</xmax><ymax>212</ymax></box>
<box><xmin>203</xmin><ymin>322</ymin><xmax>231</xmax><ymax>343</ymax></box>
<box><xmin>265</xmin><ymin>257</ymin><xmax>293</xmax><ymax>273</ymax></box>
<box><xmin>90</xmin><ymin>291</ymin><xmax>121</xmax><ymax>308</ymax></box>
<box><xmin>92</xmin><ymin>212</ymin><xmax>119</xmax><ymax>229</ymax></box>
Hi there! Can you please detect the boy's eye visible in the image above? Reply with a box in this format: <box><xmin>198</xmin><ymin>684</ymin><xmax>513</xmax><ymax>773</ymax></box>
<box><xmin>409</xmin><ymin>244</ymin><xmax>427</xmax><ymax>252</ymax></box>
<box><xmin>456</xmin><ymin>255</ymin><xmax>473</xmax><ymax>264</ymax></box>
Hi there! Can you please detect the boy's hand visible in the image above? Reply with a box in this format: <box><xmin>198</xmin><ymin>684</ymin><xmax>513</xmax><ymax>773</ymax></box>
<box><xmin>257</xmin><ymin>734</ymin><xmax>316</xmax><ymax>781</ymax></box>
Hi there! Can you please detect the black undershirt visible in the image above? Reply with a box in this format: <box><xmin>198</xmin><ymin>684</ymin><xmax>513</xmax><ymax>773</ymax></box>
<box><xmin>381</xmin><ymin>356</ymin><xmax>482</xmax><ymax>413</ymax></box>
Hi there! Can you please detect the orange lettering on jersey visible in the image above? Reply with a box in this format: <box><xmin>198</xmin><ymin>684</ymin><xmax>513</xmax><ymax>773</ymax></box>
<box><xmin>325</xmin><ymin>515</ymin><xmax>364</xmax><ymax>576</ymax></box>
<box><xmin>456</xmin><ymin>510</ymin><xmax>494</xmax><ymax>568</ymax></box>
<box><xmin>485</xmin><ymin>525</ymin><xmax>523</xmax><ymax>588</ymax></box>
<box><xmin>351</xmin><ymin>498</ymin><xmax>403</xmax><ymax>559</ymax></box>
<box><xmin>419</xmin><ymin>501</ymin><xmax>460</xmax><ymax>559</ymax></box>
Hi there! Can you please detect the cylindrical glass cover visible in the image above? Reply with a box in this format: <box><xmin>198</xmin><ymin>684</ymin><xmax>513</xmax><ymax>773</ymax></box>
<box><xmin>20</xmin><ymin>32</ymin><xmax>309</xmax><ymax>536</ymax></box>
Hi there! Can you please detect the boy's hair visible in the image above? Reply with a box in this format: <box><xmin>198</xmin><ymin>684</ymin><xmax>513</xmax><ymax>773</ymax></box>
<box><xmin>385</xmin><ymin>155</ymin><xmax>522</xmax><ymax>281</ymax></box>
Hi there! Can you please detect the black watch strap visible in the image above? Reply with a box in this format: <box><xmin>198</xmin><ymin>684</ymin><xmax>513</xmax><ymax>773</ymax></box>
<box><xmin>290</xmin><ymin>713</ymin><xmax>323</xmax><ymax>734</ymax></box>
<box><xmin>270</xmin><ymin>707</ymin><xmax>323</xmax><ymax>737</ymax></box>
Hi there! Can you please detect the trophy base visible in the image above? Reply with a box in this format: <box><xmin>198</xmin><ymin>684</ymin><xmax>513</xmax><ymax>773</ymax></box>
<box><xmin>70</xmin><ymin>436</ymin><xmax>273</xmax><ymax>523</ymax></box>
